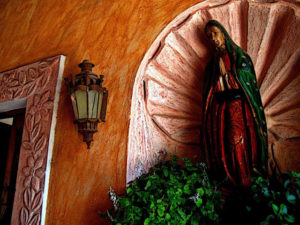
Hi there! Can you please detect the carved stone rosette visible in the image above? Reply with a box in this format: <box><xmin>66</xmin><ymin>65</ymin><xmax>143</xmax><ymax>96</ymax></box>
<box><xmin>0</xmin><ymin>55</ymin><xmax>64</xmax><ymax>225</ymax></box>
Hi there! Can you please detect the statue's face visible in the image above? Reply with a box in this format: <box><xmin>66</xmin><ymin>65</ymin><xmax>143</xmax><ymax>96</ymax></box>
<box><xmin>206</xmin><ymin>26</ymin><xmax>225</xmax><ymax>50</ymax></box>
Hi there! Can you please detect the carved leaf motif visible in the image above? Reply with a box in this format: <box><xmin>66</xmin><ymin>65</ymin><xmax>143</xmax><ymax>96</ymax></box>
<box><xmin>43</xmin><ymin>101</ymin><xmax>53</xmax><ymax>110</ymax></box>
<box><xmin>24</xmin><ymin>176</ymin><xmax>32</xmax><ymax>188</ymax></box>
<box><xmin>23</xmin><ymin>188</ymin><xmax>32</xmax><ymax>209</ymax></box>
<box><xmin>31</xmin><ymin>191</ymin><xmax>43</xmax><ymax>213</ymax></box>
<box><xmin>1</xmin><ymin>73</ymin><xmax>7</xmax><ymax>80</ymax></box>
<box><xmin>28</xmin><ymin>213</ymin><xmax>40</xmax><ymax>225</ymax></box>
<box><xmin>22</xmin><ymin>141</ymin><xmax>33</xmax><ymax>151</ymax></box>
<box><xmin>40</xmin><ymin>73</ymin><xmax>49</xmax><ymax>87</ymax></box>
<box><xmin>38</xmin><ymin>61</ymin><xmax>49</xmax><ymax>70</ymax></box>
<box><xmin>20</xmin><ymin>207</ymin><xmax>29</xmax><ymax>224</ymax></box>
<box><xmin>3</xmin><ymin>73</ymin><xmax>10</xmax><ymax>81</ymax></box>
<box><xmin>35</xmin><ymin>135</ymin><xmax>47</xmax><ymax>152</ymax></box>
<box><xmin>22</xmin><ymin>167</ymin><xmax>31</xmax><ymax>176</ymax></box>
<box><xmin>19</xmin><ymin>70</ymin><xmax>27</xmax><ymax>84</ymax></box>
<box><xmin>28</xmin><ymin>156</ymin><xmax>35</xmax><ymax>167</ymax></box>
<box><xmin>32</xmin><ymin>123</ymin><xmax>41</xmax><ymax>142</ymax></box>
<box><xmin>13</xmin><ymin>87</ymin><xmax>23</xmax><ymax>98</ymax></box>
<box><xmin>25</xmin><ymin>82</ymin><xmax>36</xmax><ymax>96</ymax></box>
<box><xmin>29</xmin><ymin>68</ymin><xmax>37</xmax><ymax>79</ymax></box>
<box><xmin>40</xmin><ymin>91</ymin><xmax>51</xmax><ymax>104</ymax></box>
<box><xmin>3</xmin><ymin>89</ymin><xmax>13</xmax><ymax>100</ymax></box>
<box><xmin>26</xmin><ymin>114</ymin><xmax>34</xmax><ymax>131</ymax></box>
<box><xmin>48</xmin><ymin>58</ymin><xmax>59</xmax><ymax>67</ymax></box>
<box><xmin>40</xmin><ymin>108</ymin><xmax>49</xmax><ymax>121</ymax></box>
<box><xmin>10</xmin><ymin>79</ymin><xmax>19</xmax><ymax>87</ymax></box>
<box><xmin>33</xmin><ymin>95</ymin><xmax>40</xmax><ymax>106</ymax></box>
<box><xmin>35</xmin><ymin>168</ymin><xmax>44</xmax><ymax>179</ymax></box>
<box><xmin>34</xmin><ymin>157</ymin><xmax>43</xmax><ymax>169</ymax></box>
<box><xmin>9</xmin><ymin>90</ymin><xmax>14</xmax><ymax>99</ymax></box>
<box><xmin>11</xmin><ymin>73</ymin><xmax>16</xmax><ymax>79</ymax></box>
<box><xmin>31</xmin><ymin>176</ymin><xmax>40</xmax><ymax>192</ymax></box>
<box><xmin>35</xmin><ymin>112</ymin><xmax>41</xmax><ymax>124</ymax></box>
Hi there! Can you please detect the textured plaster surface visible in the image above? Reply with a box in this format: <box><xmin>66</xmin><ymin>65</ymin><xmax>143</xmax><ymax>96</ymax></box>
<box><xmin>0</xmin><ymin>0</ymin><xmax>204</xmax><ymax>224</ymax></box>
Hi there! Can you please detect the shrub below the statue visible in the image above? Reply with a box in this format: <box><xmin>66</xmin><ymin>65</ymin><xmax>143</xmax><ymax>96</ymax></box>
<box><xmin>106</xmin><ymin>156</ymin><xmax>222</xmax><ymax>225</ymax></box>
<box><xmin>104</xmin><ymin>157</ymin><xmax>300</xmax><ymax>225</ymax></box>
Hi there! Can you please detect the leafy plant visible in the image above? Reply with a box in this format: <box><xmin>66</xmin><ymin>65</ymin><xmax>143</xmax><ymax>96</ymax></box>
<box><xmin>106</xmin><ymin>156</ymin><xmax>223</xmax><ymax>225</ymax></box>
<box><xmin>246</xmin><ymin>171</ymin><xmax>300</xmax><ymax>225</ymax></box>
<box><xmin>103</xmin><ymin>156</ymin><xmax>300</xmax><ymax>225</ymax></box>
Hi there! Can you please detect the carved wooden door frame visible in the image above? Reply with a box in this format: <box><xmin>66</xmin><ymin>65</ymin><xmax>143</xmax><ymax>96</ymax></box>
<box><xmin>0</xmin><ymin>55</ymin><xmax>65</xmax><ymax>225</ymax></box>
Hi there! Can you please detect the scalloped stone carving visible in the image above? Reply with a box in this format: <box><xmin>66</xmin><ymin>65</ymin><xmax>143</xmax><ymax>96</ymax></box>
<box><xmin>0</xmin><ymin>55</ymin><xmax>64</xmax><ymax>225</ymax></box>
<box><xmin>127</xmin><ymin>0</ymin><xmax>300</xmax><ymax>182</ymax></box>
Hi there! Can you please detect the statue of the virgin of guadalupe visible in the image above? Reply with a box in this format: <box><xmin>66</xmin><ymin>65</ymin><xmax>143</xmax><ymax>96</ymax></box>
<box><xmin>202</xmin><ymin>20</ymin><xmax>268</xmax><ymax>186</ymax></box>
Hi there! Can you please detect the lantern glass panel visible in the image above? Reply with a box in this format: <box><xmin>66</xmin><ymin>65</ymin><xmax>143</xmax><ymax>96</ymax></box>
<box><xmin>88</xmin><ymin>89</ymin><xmax>99</xmax><ymax>119</ymax></box>
<box><xmin>97</xmin><ymin>92</ymin><xmax>104</xmax><ymax>120</ymax></box>
<box><xmin>75</xmin><ymin>89</ymin><xmax>88</xmax><ymax>119</ymax></box>
<box><xmin>70</xmin><ymin>92</ymin><xmax>79</xmax><ymax>120</ymax></box>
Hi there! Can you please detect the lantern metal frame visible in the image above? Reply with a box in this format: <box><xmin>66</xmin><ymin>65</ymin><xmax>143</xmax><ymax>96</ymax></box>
<box><xmin>65</xmin><ymin>60</ymin><xmax>108</xmax><ymax>149</ymax></box>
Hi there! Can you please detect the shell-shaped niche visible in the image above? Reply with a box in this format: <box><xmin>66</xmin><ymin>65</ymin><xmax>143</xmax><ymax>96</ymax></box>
<box><xmin>127</xmin><ymin>0</ymin><xmax>300</xmax><ymax>182</ymax></box>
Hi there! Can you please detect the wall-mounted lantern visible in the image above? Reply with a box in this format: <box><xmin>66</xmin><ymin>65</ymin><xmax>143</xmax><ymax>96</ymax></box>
<box><xmin>65</xmin><ymin>60</ymin><xmax>108</xmax><ymax>149</ymax></box>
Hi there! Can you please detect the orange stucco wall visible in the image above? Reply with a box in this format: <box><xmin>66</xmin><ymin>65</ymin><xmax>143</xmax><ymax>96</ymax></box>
<box><xmin>0</xmin><ymin>0</ymin><xmax>202</xmax><ymax>224</ymax></box>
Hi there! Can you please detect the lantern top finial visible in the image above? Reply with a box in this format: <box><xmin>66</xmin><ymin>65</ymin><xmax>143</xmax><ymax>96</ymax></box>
<box><xmin>79</xmin><ymin>59</ymin><xmax>95</xmax><ymax>72</ymax></box>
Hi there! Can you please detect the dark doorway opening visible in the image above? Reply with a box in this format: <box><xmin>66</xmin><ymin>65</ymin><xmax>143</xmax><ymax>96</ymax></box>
<box><xmin>0</xmin><ymin>108</ymin><xmax>25</xmax><ymax>225</ymax></box>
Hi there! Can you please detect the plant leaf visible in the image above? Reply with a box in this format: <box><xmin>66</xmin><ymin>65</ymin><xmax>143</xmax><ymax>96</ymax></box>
<box><xmin>272</xmin><ymin>204</ymin><xmax>278</xmax><ymax>215</ymax></box>
<box><xmin>284</xmin><ymin>214</ymin><xmax>295</xmax><ymax>223</ymax></box>
<box><xmin>286</xmin><ymin>192</ymin><xmax>296</xmax><ymax>204</ymax></box>
<box><xmin>196</xmin><ymin>188</ymin><xmax>204</xmax><ymax>196</ymax></box>
<box><xmin>145</xmin><ymin>180</ymin><xmax>151</xmax><ymax>190</ymax></box>
<box><xmin>157</xmin><ymin>207</ymin><xmax>164</xmax><ymax>217</ymax></box>
<box><xmin>196</xmin><ymin>198</ymin><xmax>203</xmax><ymax>207</ymax></box>
<box><xmin>163</xmin><ymin>168</ymin><xmax>169</xmax><ymax>177</ymax></box>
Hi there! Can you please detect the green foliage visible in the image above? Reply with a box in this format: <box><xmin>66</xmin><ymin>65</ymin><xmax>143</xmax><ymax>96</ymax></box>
<box><xmin>246</xmin><ymin>171</ymin><xmax>300</xmax><ymax>225</ymax></box>
<box><xmin>107</xmin><ymin>156</ymin><xmax>222</xmax><ymax>225</ymax></box>
<box><xmin>104</xmin><ymin>156</ymin><xmax>300</xmax><ymax>225</ymax></box>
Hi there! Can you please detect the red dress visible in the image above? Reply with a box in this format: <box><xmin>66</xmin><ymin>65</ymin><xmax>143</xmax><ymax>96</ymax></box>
<box><xmin>202</xmin><ymin>53</ymin><xmax>258</xmax><ymax>186</ymax></box>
